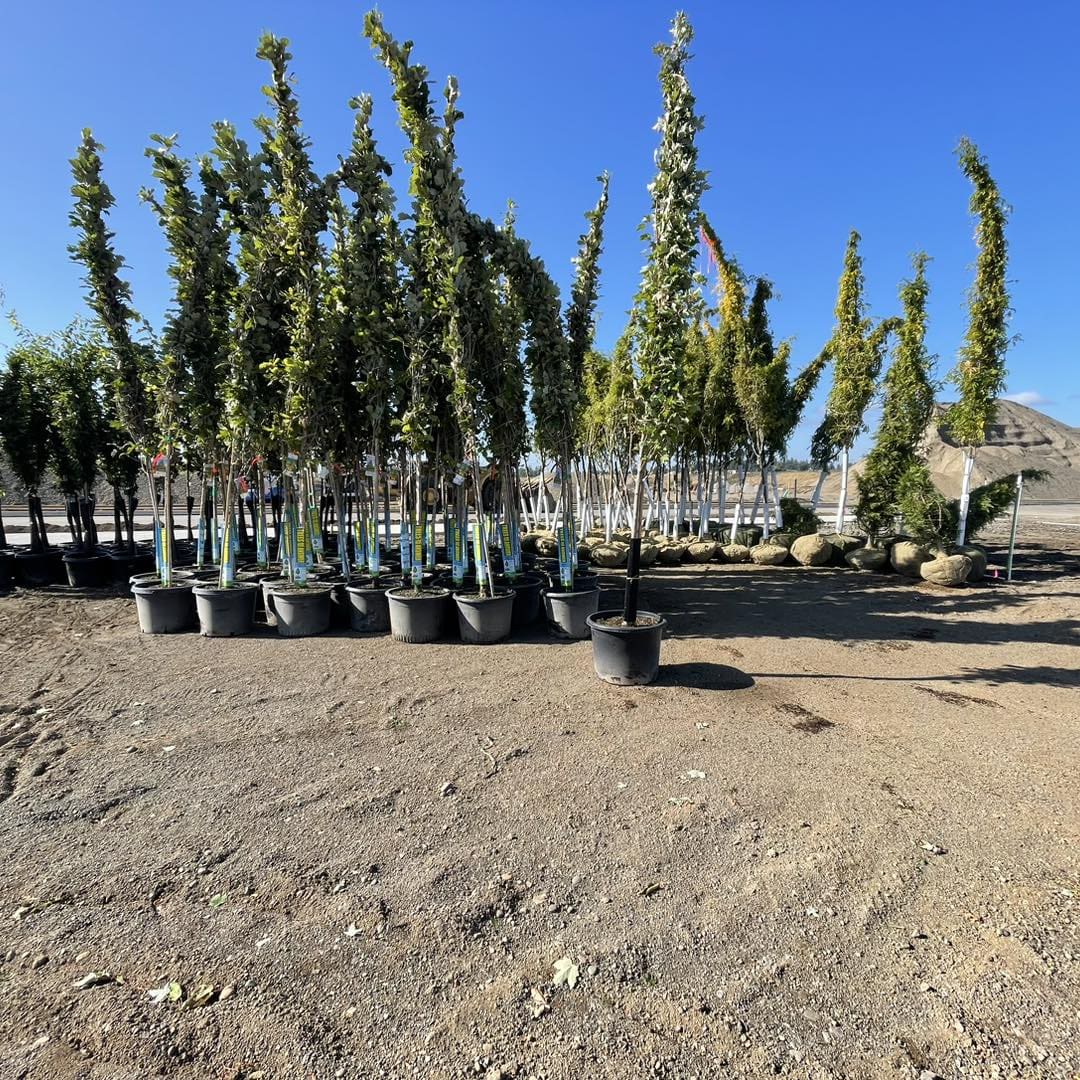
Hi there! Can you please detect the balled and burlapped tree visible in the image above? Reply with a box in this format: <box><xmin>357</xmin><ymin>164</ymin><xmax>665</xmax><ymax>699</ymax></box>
<box><xmin>810</xmin><ymin>230</ymin><xmax>898</xmax><ymax>532</ymax></box>
<box><xmin>855</xmin><ymin>253</ymin><xmax>936</xmax><ymax>540</ymax></box>
<box><xmin>950</xmin><ymin>138</ymin><xmax>1010</xmax><ymax>547</ymax></box>
<box><xmin>69</xmin><ymin>130</ymin><xmax>165</xmax><ymax>564</ymax></box>
<box><xmin>623</xmin><ymin>10</ymin><xmax>708</xmax><ymax>624</ymax></box>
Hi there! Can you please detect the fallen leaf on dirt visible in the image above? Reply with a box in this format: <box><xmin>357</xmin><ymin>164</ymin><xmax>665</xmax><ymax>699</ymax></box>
<box><xmin>74</xmin><ymin>972</ymin><xmax>113</xmax><ymax>990</ymax></box>
<box><xmin>920</xmin><ymin>842</ymin><xmax>947</xmax><ymax>855</ymax></box>
<box><xmin>254</xmin><ymin>937</ymin><xmax>271</xmax><ymax>950</ymax></box>
<box><xmin>209</xmin><ymin>893</ymin><xmax>227</xmax><ymax>909</ymax></box>
<box><xmin>162</xmin><ymin>746</ymin><xmax>176</xmax><ymax>753</ymax></box>
<box><xmin>344</xmin><ymin>923</ymin><xmax>362</xmax><ymax>938</ymax></box>
<box><xmin>147</xmin><ymin>980</ymin><xmax>183</xmax><ymax>1005</ymax></box>
<box><xmin>683</xmin><ymin>770</ymin><xmax>707</xmax><ymax>780</ymax></box>
<box><xmin>641</xmin><ymin>882</ymin><xmax>665</xmax><ymax>897</ymax></box>
<box><xmin>552</xmin><ymin>956</ymin><xmax>579</xmax><ymax>989</ymax></box>
<box><xmin>183</xmin><ymin>983</ymin><xmax>217</xmax><ymax>1009</ymax></box>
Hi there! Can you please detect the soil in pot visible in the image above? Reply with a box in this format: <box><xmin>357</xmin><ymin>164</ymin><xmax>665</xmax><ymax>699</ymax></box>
<box><xmin>63</xmin><ymin>554</ymin><xmax>108</xmax><ymax>588</ymax></box>
<box><xmin>345</xmin><ymin>580</ymin><xmax>392</xmax><ymax>633</ymax></box>
<box><xmin>192</xmin><ymin>581</ymin><xmax>259</xmax><ymax>637</ymax></box>
<box><xmin>270</xmin><ymin>583</ymin><xmax>333</xmax><ymax>638</ymax></box>
<box><xmin>453</xmin><ymin>588</ymin><xmax>516</xmax><ymax>644</ymax></box>
<box><xmin>386</xmin><ymin>586</ymin><xmax>450</xmax><ymax>644</ymax></box>
<box><xmin>132</xmin><ymin>581</ymin><xmax>196</xmax><ymax>634</ymax></box>
<box><xmin>544</xmin><ymin>586</ymin><xmax>600</xmax><ymax>640</ymax></box>
<box><xmin>586</xmin><ymin>609</ymin><xmax>666</xmax><ymax>686</ymax></box>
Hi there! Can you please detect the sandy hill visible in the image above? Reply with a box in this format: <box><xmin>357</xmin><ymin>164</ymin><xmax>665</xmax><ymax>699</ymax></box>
<box><xmin>778</xmin><ymin>400</ymin><xmax>1080</xmax><ymax>504</ymax></box>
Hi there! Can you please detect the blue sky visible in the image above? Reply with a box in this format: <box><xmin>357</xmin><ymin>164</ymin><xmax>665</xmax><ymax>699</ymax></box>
<box><xmin>2</xmin><ymin>1</ymin><xmax>1078</xmax><ymax>458</ymax></box>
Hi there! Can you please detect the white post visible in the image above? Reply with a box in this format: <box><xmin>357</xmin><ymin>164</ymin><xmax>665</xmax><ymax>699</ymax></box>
<box><xmin>717</xmin><ymin>469</ymin><xmax>728</xmax><ymax>532</ymax></box>
<box><xmin>834</xmin><ymin>446</ymin><xmax>850</xmax><ymax>534</ymax></box>
<box><xmin>749</xmin><ymin>481</ymin><xmax>763</xmax><ymax>524</ymax></box>
<box><xmin>955</xmin><ymin>447</ymin><xmax>976</xmax><ymax>547</ymax></box>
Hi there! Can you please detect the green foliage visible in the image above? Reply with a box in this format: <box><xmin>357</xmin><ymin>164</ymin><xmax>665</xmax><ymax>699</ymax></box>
<box><xmin>635</xmin><ymin>12</ymin><xmax>708</xmax><ymax>459</ymax></box>
<box><xmin>778</xmin><ymin>497</ymin><xmax>820</xmax><ymax>536</ymax></box>
<box><xmin>69</xmin><ymin>129</ymin><xmax>156</xmax><ymax>457</ymax></box>
<box><xmin>0</xmin><ymin>343</ymin><xmax>54</xmax><ymax>491</ymax></box>
<box><xmin>255</xmin><ymin>33</ymin><xmax>331</xmax><ymax>452</ymax></box>
<box><xmin>327</xmin><ymin>92</ymin><xmax>405</xmax><ymax>461</ymax></box>
<box><xmin>564</xmin><ymin>173</ymin><xmax>610</xmax><ymax>445</ymax></box>
<box><xmin>897</xmin><ymin>464</ymin><xmax>1045</xmax><ymax>548</ymax></box>
<box><xmin>141</xmin><ymin>135</ymin><xmax>235</xmax><ymax>460</ymax></box>
<box><xmin>855</xmin><ymin>253</ymin><xmax>936</xmax><ymax>536</ymax></box>
<box><xmin>811</xmin><ymin>231</ymin><xmax>899</xmax><ymax>468</ymax></box>
<box><xmin>947</xmin><ymin>138</ymin><xmax>1010</xmax><ymax>449</ymax></box>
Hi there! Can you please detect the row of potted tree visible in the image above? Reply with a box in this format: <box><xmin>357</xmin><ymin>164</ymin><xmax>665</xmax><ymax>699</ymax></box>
<box><xmin>2</xmin><ymin>10</ymin><xmax>1016</xmax><ymax>686</ymax></box>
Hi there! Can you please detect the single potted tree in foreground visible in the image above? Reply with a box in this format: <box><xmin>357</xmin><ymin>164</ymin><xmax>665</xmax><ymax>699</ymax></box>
<box><xmin>587</xmin><ymin>12</ymin><xmax>706</xmax><ymax>685</ymax></box>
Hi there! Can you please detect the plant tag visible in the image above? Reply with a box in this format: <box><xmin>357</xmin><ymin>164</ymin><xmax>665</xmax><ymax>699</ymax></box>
<box><xmin>473</xmin><ymin>522</ymin><xmax>487</xmax><ymax>580</ymax></box>
<box><xmin>367</xmin><ymin>520</ymin><xmax>379</xmax><ymax>576</ymax></box>
<box><xmin>452</xmin><ymin>473</ymin><xmax>465</xmax><ymax>486</ymax></box>
<box><xmin>501</xmin><ymin>522</ymin><xmax>519</xmax><ymax>577</ymax></box>
<box><xmin>412</xmin><ymin>522</ymin><xmax>425</xmax><ymax>575</ymax></box>
<box><xmin>400</xmin><ymin>523</ymin><xmax>411</xmax><ymax>570</ymax></box>
<box><xmin>557</xmin><ymin>525</ymin><xmax>574</xmax><ymax>590</ymax></box>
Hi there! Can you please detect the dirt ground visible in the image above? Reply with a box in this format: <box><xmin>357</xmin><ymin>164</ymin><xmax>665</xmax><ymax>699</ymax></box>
<box><xmin>1</xmin><ymin>525</ymin><xmax>1078</xmax><ymax>1080</ymax></box>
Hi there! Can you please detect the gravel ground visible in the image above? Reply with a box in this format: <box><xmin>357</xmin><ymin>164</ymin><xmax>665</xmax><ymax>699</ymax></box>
<box><xmin>0</xmin><ymin>527</ymin><xmax>1077</xmax><ymax>1079</ymax></box>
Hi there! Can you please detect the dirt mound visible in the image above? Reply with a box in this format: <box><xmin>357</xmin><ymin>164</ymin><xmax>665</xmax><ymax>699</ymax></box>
<box><xmin>779</xmin><ymin>401</ymin><xmax>1080</xmax><ymax>504</ymax></box>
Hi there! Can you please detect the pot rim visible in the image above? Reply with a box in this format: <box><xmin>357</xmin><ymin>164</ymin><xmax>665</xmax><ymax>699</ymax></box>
<box><xmin>191</xmin><ymin>581</ymin><xmax>260</xmax><ymax>596</ymax></box>
<box><xmin>452</xmin><ymin>587</ymin><xmax>516</xmax><ymax>602</ymax></box>
<box><xmin>586</xmin><ymin>609</ymin><xmax>666</xmax><ymax>634</ymax></box>
<box><xmin>387</xmin><ymin>585</ymin><xmax>450</xmax><ymax>600</ymax></box>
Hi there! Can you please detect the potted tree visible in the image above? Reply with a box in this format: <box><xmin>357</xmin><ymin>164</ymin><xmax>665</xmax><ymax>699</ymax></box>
<box><xmin>587</xmin><ymin>13</ymin><xmax>706</xmax><ymax>685</ymax></box>
<box><xmin>253</xmin><ymin>34</ymin><xmax>335</xmax><ymax>637</ymax></box>
<box><xmin>69</xmin><ymin>128</ymin><xmax>194</xmax><ymax>631</ymax></box>
<box><xmin>142</xmin><ymin>134</ymin><xmax>258</xmax><ymax>634</ymax></box>
<box><xmin>40</xmin><ymin>322</ymin><xmax>110</xmax><ymax>586</ymax></box>
<box><xmin>0</xmin><ymin>336</ymin><xmax>59</xmax><ymax>585</ymax></box>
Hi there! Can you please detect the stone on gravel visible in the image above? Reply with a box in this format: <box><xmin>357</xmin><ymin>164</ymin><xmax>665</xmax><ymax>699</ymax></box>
<box><xmin>791</xmin><ymin>534</ymin><xmax>833</xmax><ymax>567</ymax></box>
<box><xmin>890</xmin><ymin>540</ymin><xmax>932</xmax><ymax>577</ymax></box>
<box><xmin>846</xmin><ymin>546</ymin><xmax>889</xmax><ymax>573</ymax></box>
<box><xmin>720</xmin><ymin>543</ymin><xmax>751</xmax><ymax>564</ymax></box>
<box><xmin>767</xmin><ymin>532</ymin><xmax>796</xmax><ymax>550</ymax></box>
<box><xmin>638</xmin><ymin>542</ymin><xmax>660</xmax><ymax>567</ymax></box>
<box><xmin>920</xmin><ymin>554</ymin><xmax>973</xmax><ymax>587</ymax></box>
<box><xmin>750</xmin><ymin>543</ymin><xmax>789</xmax><ymax>566</ymax></box>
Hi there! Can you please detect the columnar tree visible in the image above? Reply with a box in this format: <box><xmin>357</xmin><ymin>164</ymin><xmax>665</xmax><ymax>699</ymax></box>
<box><xmin>810</xmin><ymin>230</ymin><xmax>898</xmax><ymax>532</ymax></box>
<box><xmin>141</xmin><ymin>135</ymin><xmax>236</xmax><ymax>578</ymax></box>
<box><xmin>623</xmin><ymin>11</ymin><xmax>707</xmax><ymax>623</ymax></box>
<box><xmin>855</xmin><ymin>253</ymin><xmax>936</xmax><ymax>540</ymax></box>
<box><xmin>950</xmin><ymin>138</ymin><xmax>1010</xmax><ymax>546</ymax></box>
<box><xmin>69</xmin><ymin>130</ymin><xmax>161</xmax><ymax>562</ymax></box>
<box><xmin>330</xmin><ymin>92</ymin><xmax>405</xmax><ymax>577</ymax></box>
<box><xmin>0</xmin><ymin>339</ymin><xmax>55</xmax><ymax>553</ymax></box>
<box><xmin>256</xmin><ymin>34</ymin><xmax>332</xmax><ymax>583</ymax></box>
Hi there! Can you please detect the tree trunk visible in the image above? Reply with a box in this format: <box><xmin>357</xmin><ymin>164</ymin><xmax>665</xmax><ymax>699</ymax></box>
<box><xmin>622</xmin><ymin>448</ymin><xmax>646</xmax><ymax>626</ymax></box>
<box><xmin>810</xmin><ymin>468</ymin><xmax>828</xmax><ymax>510</ymax></box>
<box><xmin>955</xmin><ymin>446</ymin><xmax>976</xmax><ymax>548</ymax></box>
<box><xmin>834</xmin><ymin>447</ymin><xmax>850</xmax><ymax>534</ymax></box>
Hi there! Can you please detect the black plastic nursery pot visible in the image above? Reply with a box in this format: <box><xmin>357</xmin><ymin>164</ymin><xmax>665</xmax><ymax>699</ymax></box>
<box><xmin>386</xmin><ymin>586</ymin><xmax>450</xmax><ymax>644</ymax></box>
<box><xmin>0</xmin><ymin>550</ymin><xmax>14</xmax><ymax>590</ymax></box>
<box><xmin>63</xmin><ymin>553</ymin><xmax>109</xmax><ymax>588</ymax></box>
<box><xmin>192</xmin><ymin>581</ymin><xmax>259</xmax><ymax>637</ymax></box>
<box><xmin>586</xmin><ymin>609</ymin><xmax>666</xmax><ymax>686</ymax></box>
<box><xmin>260</xmin><ymin>577</ymin><xmax>289</xmax><ymax>626</ymax></box>
<box><xmin>132</xmin><ymin>581</ymin><xmax>196</xmax><ymax>635</ymax></box>
<box><xmin>544</xmin><ymin>586</ymin><xmax>600</xmax><ymax>640</ymax></box>
<box><xmin>109</xmin><ymin>549</ymin><xmax>155</xmax><ymax>582</ymax></box>
<box><xmin>345</xmin><ymin>580</ymin><xmax>392</xmax><ymax>633</ymax></box>
<box><xmin>14</xmin><ymin>550</ymin><xmax>61</xmax><ymax>587</ymax></box>
<box><xmin>270</xmin><ymin>583</ymin><xmax>333</xmax><ymax>638</ymax></box>
<box><xmin>327</xmin><ymin>577</ymin><xmax>354</xmax><ymax>629</ymax></box>
<box><xmin>453</xmin><ymin>587</ymin><xmax>516</xmax><ymax>644</ymax></box>
<box><xmin>506</xmin><ymin>573</ymin><xmax>545</xmax><ymax>629</ymax></box>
